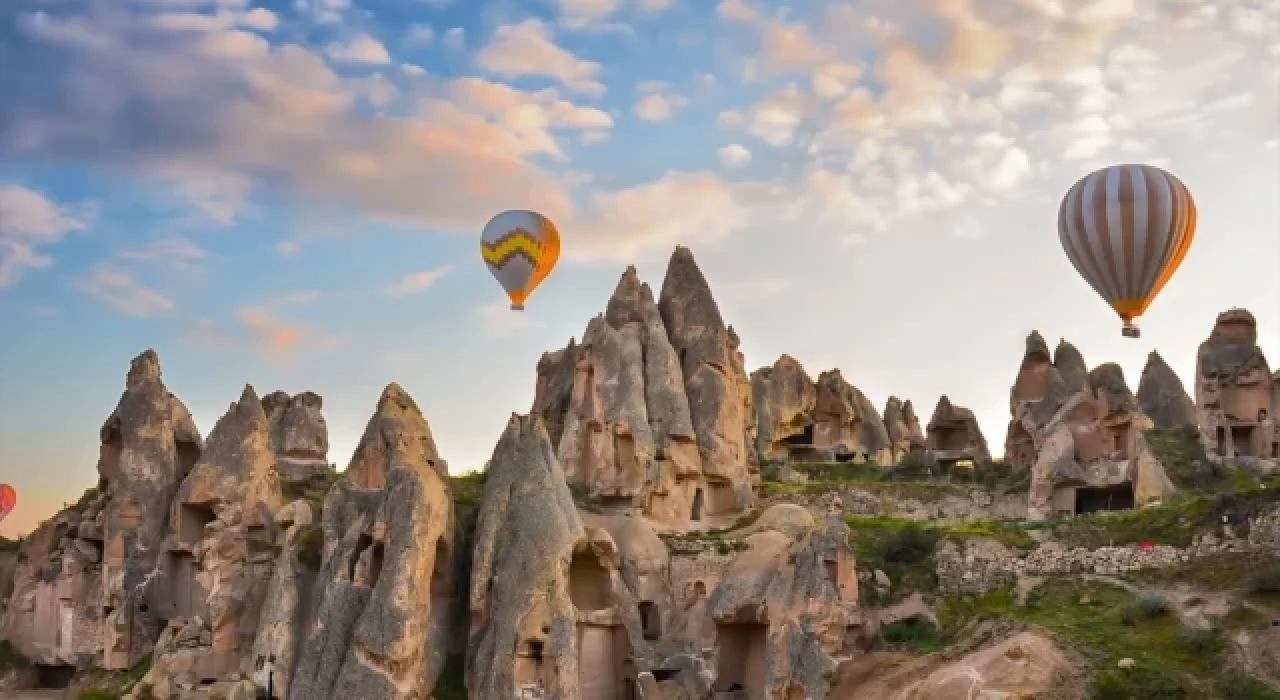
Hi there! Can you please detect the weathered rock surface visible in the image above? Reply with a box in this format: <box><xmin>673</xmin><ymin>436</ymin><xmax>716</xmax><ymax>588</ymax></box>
<box><xmin>706</xmin><ymin>518</ymin><xmax>859</xmax><ymax>699</ymax></box>
<box><xmin>883</xmin><ymin>397</ymin><xmax>926</xmax><ymax>462</ymax></box>
<box><xmin>1195</xmin><ymin>308</ymin><xmax>1278</xmax><ymax>466</ymax></box>
<box><xmin>812</xmin><ymin>370</ymin><xmax>892</xmax><ymax>464</ymax></box>
<box><xmin>289</xmin><ymin>383</ymin><xmax>456</xmax><ymax>700</ymax></box>
<box><xmin>752</xmin><ymin>355</ymin><xmax>817</xmax><ymax>461</ymax></box>
<box><xmin>262</xmin><ymin>391</ymin><xmax>331</xmax><ymax>482</ymax></box>
<box><xmin>1137</xmin><ymin>351</ymin><xmax>1198</xmax><ymax>431</ymax></box>
<box><xmin>1005</xmin><ymin>333</ymin><xmax>1077</xmax><ymax>471</ymax></box>
<box><xmin>924</xmin><ymin>396</ymin><xmax>991</xmax><ymax>465</ymax></box>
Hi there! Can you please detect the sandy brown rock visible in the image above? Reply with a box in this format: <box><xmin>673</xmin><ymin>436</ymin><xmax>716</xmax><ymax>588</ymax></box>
<box><xmin>1194</xmin><ymin>309</ymin><xmax>1277</xmax><ymax>466</ymax></box>
<box><xmin>812</xmin><ymin>370</ymin><xmax>892</xmax><ymax>464</ymax></box>
<box><xmin>289</xmin><ymin>383</ymin><xmax>456</xmax><ymax>700</ymax></box>
<box><xmin>660</xmin><ymin>247</ymin><xmax>756</xmax><ymax>511</ymax></box>
<box><xmin>884</xmin><ymin>397</ymin><xmax>926</xmax><ymax>462</ymax></box>
<box><xmin>532</xmin><ymin>340</ymin><xmax>580</xmax><ymax>449</ymax></box>
<box><xmin>707</xmin><ymin>518</ymin><xmax>859</xmax><ymax>699</ymax></box>
<box><xmin>1137</xmin><ymin>351</ymin><xmax>1198</xmax><ymax>431</ymax></box>
<box><xmin>925</xmin><ymin>396</ymin><xmax>991</xmax><ymax>465</ymax></box>
<box><xmin>466</xmin><ymin>414</ymin><xmax>586</xmax><ymax>699</ymax></box>
<box><xmin>752</xmin><ymin>355</ymin><xmax>817</xmax><ymax>461</ymax></box>
<box><xmin>262</xmin><ymin>391</ymin><xmax>331</xmax><ymax>482</ymax></box>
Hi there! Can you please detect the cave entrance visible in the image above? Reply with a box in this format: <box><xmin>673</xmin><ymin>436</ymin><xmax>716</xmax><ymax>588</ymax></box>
<box><xmin>165</xmin><ymin>550</ymin><xmax>205</xmax><ymax>619</ymax></box>
<box><xmin>780</xmin><ymin>424</ymin><xmax>815</xmax><ymax>447</ymax></box>
<box><xmin>349</xmin><ymin>535</ymin><xmax>384</xmax><ymax>588</ymax></box>
<box><xmin>933</xmin><ymin>426</ymin><xmax>968</xmax><ymax>452</ymax></box>
<box><xmin>1075</xmin><ymin>483</ymin><xmax>1135</xmax><ymax>515</ymax></box>
<box><xmin>706</xmin><ymin>480</ymin><xmax>737</xmax><ymax>516</ymax></box>
<box><xmin>1111</xmin><ymin>422</ymin><xmax>1132</xmax><ymax>458</ymax></box>
<box><xmin>176</xmin><ymin>439</ymin><xmax>201</xmax><ymax>480</ymax></box>
<box><xmin>638</xmin><ymin>601</ymin><xmax>661</xmax><ymax>641</ymax></box>
<box><xmin>1216</xmin><ymin>426</ymin><xmax>1228</xmax><ymax>456</ymax></box>
<box><xmin>691</xmin><ymin>488</ymin><xmax>704</xmax><ymax>522</ymax></box>
<box><xmin>1231</xmin><ymin>425</ymin><xmax>1257</xmax><ymax>457</ymax></box>
<box><xmin>430</xmin><ymin>537</ymin><xmax>452</xmax><ymax>597</ymax></box>
<box><xmin>568</xmin><ymin>552</ymin><xmax>611</xmax><ymax>613</ymax></box>
<box><xmin>577</xmin><ymin>623</ymin><xmax>630</xmax><ymax>700</ymax></box>
<box><xmin>714</xmin><ymin>623</ymin><xmax>769</xmax><ymax>700</ymax></box>
<box><xmin>179</xmin><ymin>502</ymin><xmax>217</xmax><ymax>546</ymax></box>
<box><xmin>35</xmin><ymin>664</ymin><xmax>75</xmax><ymax>689</ymax></box>
<box><xmin>98</xmin><ymin>424</ymin><xmax>123</xmax><ymax>485</ymax></box>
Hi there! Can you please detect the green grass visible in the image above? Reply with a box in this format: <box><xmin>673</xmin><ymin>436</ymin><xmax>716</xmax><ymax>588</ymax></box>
<box><xmin>846</xmin><ymin>517</ymin><xmax>940</xmax><ymax>604</ymax></box>
<box><xmin>1128</xmin><ymin>552</ymin><xmax>1274</xmax><ymax>591</ymax></box>
<box><xmin>759</xmin><ymin>456</ymin><xmax>1029</xmax><ymax>503</ymax></box>
<box><xmin>280</xmin><ymin>468</ymin><xmax>340</xmax><ymax>516</ymax></box>
<box><xmin>1047</xmin><ymin>487</ymin><xmax>1280</xmax><ymax>550</ymax></box>
<box><xmin>936</xmin><ymin>577</ymin><xmax>1270</xmax><ymax>698</ymax></box>
<box><xmin>77</xmin><ymin>692</ymin><xmax>119</xmax><ymax>700</ymax></box>
<box><xmin>1215</xmin><ymin>675</ymin><xmax>1280</xmax><ymax>700</ymax></box>
<box><xmin>449</xmin><ymin>471</ymin><xmax>486</xmax><ymax>507</ymax></box>
<box><xmin>881</xmin><ymin>617</ymin><xmax>945</xmax><ymax>654</ymax></box>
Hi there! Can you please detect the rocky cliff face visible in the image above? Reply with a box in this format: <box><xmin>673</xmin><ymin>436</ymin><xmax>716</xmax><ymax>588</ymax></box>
<box><xmin>924</xmin><ymin>396</ymin><xmax>991</xmax><ymax>466</ymax></box>
<box><xmin>883</xmin><ymin>397</ymin><xmax>926</xmax><ymax>463</ymax></box>
<box><xmin>1195</xmin><ymin>308</ymin><xmax>1278</xmax><ymax>470</ymax></box>
<box><xmin>1137</xmin><ymin>351</ymin><xmax>1198</xmax><ymax>432</ymax></box>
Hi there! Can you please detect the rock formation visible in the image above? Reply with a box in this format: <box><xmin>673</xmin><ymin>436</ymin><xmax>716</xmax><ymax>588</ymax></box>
<box><xmin>883</xmin><ymin>397</ymin><xmax>926</xmax><ymax>463</ymax></box>
<box><xmin>812</xmin><ymin>370</ymin><xmax>893</xmax><ymax>464</ymax></box>
<box><xmin>535</xmin><ymin>249</ymin><xmax>757</xmax><ymax>525</ymax></box>
<box><xmin>467</xmin><ymin>414</ymin><xmax>651</xmax><ymax>700</ymax></box>
<box><xmin>262</xmin><ymin>391</ymin><xmax>331</xmax><ymax>482</ymax></box>
<box><xmin>1194</xmin><ymin>308</ymin><xmax>1278</xmax><ymax>470</ymax></box>
<box><xmin>1137</xmin><ymin>351</ymin><xmax>1198</xmax><ymax>432</ymax></box>
<box><xmin>924</xmin><ymin>396</ymin><xmax>991</xmax><ymax>466</ymax></box>
<box><xmin>289</xmin><ymin>383</ymin><xmax>456</xmax><ymax>700</ymax></box>
<box><xmin>751</xmin><ymin>355</ymin><xmax>817</xmax><ymax>462</ymax></box>
<box><xmin>705</xmin><ymin>518</ymin><xmax>859</xmax><ymax>699</ymax></box>
<box><xmin>1005</xmin><ymin>333</ymin><xmax>1079</xmax><ymax>471</ymax></box>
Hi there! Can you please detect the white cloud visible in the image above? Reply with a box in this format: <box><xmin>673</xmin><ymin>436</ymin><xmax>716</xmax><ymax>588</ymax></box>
<box><xmin>405</xmin><ymin>25</ymin><xmax>435</xmax><ymax>45</ymax></box>
<box><xmin>0</xmin><ymin>185</ymin><xmax>88</xmax><ymax>287</ymax></box>
<box><xmin>325</xmin><ymin>33</ymin><xmax>392</xmax><ymax>65</ymax></box>
<box><xmin>118</xmin><ymin>236</ymin><xmax>208</xmax><ymax>271</ymax></box>
<box><xmin>476</xmin><ymin>19</ymin><xmax>605</xmax><ymax>95</ymax></box>
<box><xmin>718</xmin><ymin>143</ymin><xmax>751</xmax><ymax>168</ymax></box>
<box><xmin>634</xmin><ymin>83</ymin><xmax>688</xmax><ymax>121</ymax></box>
<box><xmin>384</xmin><ymin>265</ymin><xmax>453</xmax><ymax>297</ymax></box>
<box><xmin>443</xmin><ymin>28</ymin><xmax>465</xmax><ymax>50</ymax></box>
<box><xmin>77</xmin><ymin>266</ymin><xmax>174</xmax><ymax>317</ymax></box>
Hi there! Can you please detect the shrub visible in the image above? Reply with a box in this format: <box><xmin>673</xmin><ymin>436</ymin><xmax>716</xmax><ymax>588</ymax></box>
<box><xmin>1137</xmin><ymin>594</ymin><xmax>1172</xmax><ymax>617</ymax></box>
<box><xmin>881</xmin><ymin>617</ymin><xmax>939</xmax><ymax>652</ymax></box>
<box><xmin>1180</xmin><ymin>628</ymin><xmax>1226</xmax><ymax>657</ymax></box>
<box><xmin>1249</xmin><ymin>567</ymin><xmax>1280</xmax><ymax>595</ymax></box>
<box><xmin>1090</xmin><ymin>666</ymin><xmax>1190</xmax><ymax>700</ymax></box>
<box><xmin>882</xmin><ymin>524</ymin><xmax>936</xmax><ymax>565</ymax></box>
<box><xmin>1216</xmin><ymin>674</ymin><xmax>1280</xmax><ymax>700</ymax></box>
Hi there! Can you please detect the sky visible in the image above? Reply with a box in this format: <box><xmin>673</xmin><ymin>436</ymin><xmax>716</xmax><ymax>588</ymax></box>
<box><xmin>0</xmin><ymin>0</ymin><xmax>1277</xmax><ymax>537</ymax></box>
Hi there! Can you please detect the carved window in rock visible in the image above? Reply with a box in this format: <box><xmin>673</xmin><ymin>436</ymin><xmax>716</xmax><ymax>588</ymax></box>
<box><xmin>178</xmin><ymin>503</ymin><xmax>216</xmax><ymax>545</ymax></box>
<box><xmin>568</xmin><ymin>552</ymin><xmax>611</xmax><ymax>613</ymax></box>
<box><xmin>430</xmin><ymin>537</ymin><xmax>452</xmax><ymax>596</ymax></box>
<box><xmin>638</xmin><ymin>601</ymin><xmax>661</xmax><ymax>641</ymax></box>
<box><xmin>691</xmin><ymin>488</ymin><xmax>704</xmax><ymax>522</ymax></box>
<box><xmin>349</xmin><ymin>535</ymin><xmax>384</xmax><ymax>587</ymax></box>
<box><xmin>1231</xmin><ymin>425</ymin><xmax>1257</xmax><ymax>457</ymax></box>
<box><xmin>824</xmin><ymin>558</ymin><xmax>839</xmax><ymax>590</ymax></box>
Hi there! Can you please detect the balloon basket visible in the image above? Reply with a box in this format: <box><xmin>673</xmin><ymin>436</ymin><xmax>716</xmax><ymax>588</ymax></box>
<box><xmin>1121</xmin><ymin>323</ymin><xmax>1141</xmax><ymax>339</ymax></box>
<box><xmin>510</xmin><ymin>303</ymin><xmax>525</xmax><ymax>311</ymax></box>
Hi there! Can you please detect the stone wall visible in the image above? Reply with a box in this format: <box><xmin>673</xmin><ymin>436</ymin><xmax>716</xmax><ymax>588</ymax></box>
<box><xmin>666</xmin><ymin>542</ymin><xmax>737</xmax><ymax>607</ymax></box>
<box><xmin>759</xmin><ymin>485</ymin><xmax>1028</xmax><ymax>523</ymax></box>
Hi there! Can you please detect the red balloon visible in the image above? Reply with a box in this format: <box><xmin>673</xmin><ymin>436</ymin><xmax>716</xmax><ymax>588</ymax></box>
<box><xmin>0</xmin><ymin>483</ymin><xmax>16</xmax><ymax>524</ymax></box>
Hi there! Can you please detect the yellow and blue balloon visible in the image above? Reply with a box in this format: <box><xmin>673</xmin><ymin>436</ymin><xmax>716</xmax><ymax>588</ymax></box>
<box><xmin>480</xmin><ymin>210</ymin><xmax>561</xmax><ymax>311</ymax></box>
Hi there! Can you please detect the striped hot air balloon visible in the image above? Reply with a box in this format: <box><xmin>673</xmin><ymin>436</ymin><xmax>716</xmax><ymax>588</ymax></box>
<box><xmin>480</xmin><ymin>210</ymin><xmax>561</xmax><ymax>311</ymax></box>
<box><xmin>1058</xmin><ymin>163</ymin><xmax>1196</xmax><ymax>339</ymax></box>
<box><xmin>0</xmin><ymin>483</ymin><xmax>15</xmax><ymax>525</ymax></box>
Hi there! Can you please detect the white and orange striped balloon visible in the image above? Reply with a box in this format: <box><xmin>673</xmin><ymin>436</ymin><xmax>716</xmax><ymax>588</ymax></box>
<box><xmin>1058</xmin><ymin>163</ymin><xmax>1196</xmax><ymax>331</ymax></box>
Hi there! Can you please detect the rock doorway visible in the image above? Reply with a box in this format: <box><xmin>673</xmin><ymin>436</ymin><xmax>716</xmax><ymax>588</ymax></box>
<box><xmin>35</xmin><ymin>664</ymin><xmax>75</xmax><ymax>689</ymax></box>
<box><xmin>638</xmin><ymin>601</ymin><xmax>661</xmax><ymax>640</ymax></box>
<box><xmin>691</xmin><ymin>488</ymin><xmax>704</xmax><ymax>522</ymax></box>
<box><xmin>933</xmin><ymin>426</ymin><xmax>968</xmax><ymax>452</ymax></box>
<box><xmin>568</xmin><ymin>552</ymin><xmax>611</xmax><ymax>613</ymax></box>
<box><xmin>577</xmin><ymin>623</ymin><xmax>630</xmax><ymax>700</ymax></box>
<box><xmin>1216</xmin><ymin>426</ymin><xmax>1228</xmax><ymax>456</ymax></box>
<box><xmin>714</xmin><ymin>623</ymin><xmax>769</xmax><ymax>700</ymax></box>
<box><xmin>98</xmin><ymin>424</ymin><xmax>123</xmax><ymax>484</ymax></box>
<box><xmin>165</xmin><ymin>550</ymin><xmax>204</xmax><ymax>619</ymax></box>
<box><xmin>176</xmin><ymin>438</ymin><xmax>201</xmax><ymax>480</ymax></box>
<box><xmin>1075</xmin><ymin>483</ymin><xmax>1135</xmax><ymax>515</ymax></box>
<box><xmin>179</xmin><ymin>502</ymin><xmax>217</xmax><ymax>546</ymax></box>
<box><xmin>1231</xmin><ymin>425</ymin><xmax>1257</xmax><ymax>457</ymax></box>
<box><xmin>430</xmin><ymin>537</ymin><xmax>452</xmax><ymax>596</ymax></box>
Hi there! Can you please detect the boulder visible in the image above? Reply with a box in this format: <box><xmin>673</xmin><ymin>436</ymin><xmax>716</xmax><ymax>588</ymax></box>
<box><xmin>884</xmin><ymin>397</ymin><xmax>926</xmax><ymax>462</ymax></box>
<box><xmin>812</xmin><ymin>370</ymin><xmax>892</xmax><ymax>464</ymax></box>
<box><xmin>289</xmin><ymin>383</ymin><xmax>456</xmax><ymax>700</ymax></box>
<box><xmin>1137</xmin><ymin>351</ymin><xmax>1198</xmax><ymax>431</ymax></box>
<box><xmin>751</xmin><ymin>355</ymin><xmax>817</xmax><ymax>461</ymax></box>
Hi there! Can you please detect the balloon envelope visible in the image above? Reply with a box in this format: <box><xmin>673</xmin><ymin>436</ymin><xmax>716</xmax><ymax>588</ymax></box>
<box><xmin>479</xmin><ymin>210</ymin><xmax>561</xmax><ymax>311</ymax></box>
<box><xmin>0</xmin><ymin>483</ymin><xmax>15</xmax><ymax>525</ymax></box>
<box><xmin>1058</xmin><ymin>163</ymin><xmax>1196</xmax><ymax>333</ymax></box>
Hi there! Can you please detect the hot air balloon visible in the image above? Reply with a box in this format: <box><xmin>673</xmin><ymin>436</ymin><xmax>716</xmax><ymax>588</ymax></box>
<box><xmin>480</xmin><ymin>210</ymin><xmax>561</xmax><ymax>311</ymax></box>
<box><xmin>1058</xmin><ymin>163</ymin><xmax>1196</xmax><ymax>339</ymax></box>
<box><xmin>0</xmin><ymin>483</ymin><xmax>15</xmax><ymax>525</ymax></box>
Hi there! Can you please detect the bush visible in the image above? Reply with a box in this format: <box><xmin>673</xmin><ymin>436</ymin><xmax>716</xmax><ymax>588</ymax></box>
<box><xmin>1090</xmin><ymin>666</ymin><xmax>1191</xmax><ymax>699</ymax></box>
<box><xmin>1216</xmin><ymin>675</ymin><xmax>1280</xmax><ymax>700</ymax></box>
<box><xmin>882</xmin><ymin>524</ymin><xmax>936</xmax><ymax>565</ymax></box>
<box><xmin>1137</xmin><ymin>594</ymin><xmax>1172</xmax><ymax>617</ymax></box>
<box><xmin>1181</xmin><ymin>628</ymin><xmax>1226</xmax><ymax>657</ymax></box>
<box><xmin>881</xmin><ymin>617</ymin><xmax>939</xmax><ymax>652</ymax></box>
<box><xmin>1249</xmin><ymin>567</ymin><xmax>1280</xmax><ymax>595</ymax></box>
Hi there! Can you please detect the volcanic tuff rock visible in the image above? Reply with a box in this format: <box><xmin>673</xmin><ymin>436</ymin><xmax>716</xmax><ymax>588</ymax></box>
<box><xmin>924</xmin><ymin>396</ymin><xmax>992</xmax><ymax>465</ymax></box>
<box><xmin>1137</xmin><ymin>351</ymin><xmax>1198</xmax><ymax>431</ymax></box>
<box><xmin>751</xmin><ymin>355</ymin><xmax>817</xmax><ymax>461</ymax></box>
<box><xmin>1005</xmin><ymin>333</ymin><xmax>1080</xmax><ymax>471</ymax></box>
<box><xmin>883</xmin><ymin>397</ymin><xmax>926</xmax><ymax>461</ymax></box>
<box><xmin>289</xmin><ymin>383</ymin><xmax>457</xmax><ymax>700</ymax></box>
<box><xmin>262</xmin><ymin>390</ymin><xmax>331</xmax><ymax>482</ymax></box>
<box><xmin>1194</xmin><ymin>308</ymin><xmax>1278</xmax><ymax>466</ymax></box>
<box><xmin>812</xmin><ymin>369</ymin><xmax>893</xmax><ymax>464</ymax></box>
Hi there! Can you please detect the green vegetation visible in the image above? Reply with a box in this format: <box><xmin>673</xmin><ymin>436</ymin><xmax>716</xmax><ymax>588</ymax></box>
<box><xmin>296</xmin><ymin>524</ymin><xmax>326</xmax><ymax>571</ymax></box>
<box><xmin>77</xmin><ymin>691</ymin><xmax>120</xmax><ymax>700</ymax></box>
<box><xmin>449</xmin><ymin>471</ymin><xmax>487</xmax><ymax>507</ymax></box>
<box><xmin>435</xmin><ymin>654</ymin><xmax>467</xmax><ymax>700</ymax></box>
<box><xmin>0</xmin><ymin>640</ymin><xmax>28</xmax><ymax>675</ymax></box>
<box><xmin>1045</xmin><ymin>487</ymin><xmax>1280</xmax><ymax>549</ymax></box>
<box><xmin>281</xmin><ymin>468</ymin><xmax>340</xmax><ymax>516</ymax></box>
<box><xmin>880</xmin><ymin>617</ymin><xmax>944</xmax><ymax>654</ymax></box>
<box><xmin>0</xmin><ymin>536</ymin><xmax>20</xmax><ymax>553</ymax></box>
<box><xmin>761</xmin><ymin>456</ymin><xmax>1029</xmax><ymax>502</ymax></box>
<box><xmin>846</xmin><ymin>518</ymin><xmax>940</xmax><ymax>604</ymax></box>
<box><xmin>1215</xmin><ymin>675</ymin><xmax>1280</xmax><ymax>700</ymax></box>
<box><xmin>935</xmin><ymin>577</ymin><xmax>1269</xmax><ymax>699</ymax></box>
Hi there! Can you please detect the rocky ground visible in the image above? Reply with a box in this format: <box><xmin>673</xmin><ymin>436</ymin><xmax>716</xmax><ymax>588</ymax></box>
<box><xmin>1</xmin><ymin>246</ymin><xmax>1279</xmax><ymax>700</ymax></box>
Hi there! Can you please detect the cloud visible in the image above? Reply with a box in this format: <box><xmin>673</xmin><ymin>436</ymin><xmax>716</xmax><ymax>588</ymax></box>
<box><xmin>77</xmin><ymin>266</ymin><xmax>174</xmax><ymax>317</ymax></box>
<box><xmin>325</xmin><ymin>33</ymin><xmax>392</xmax><ymax>65</ymax></box>
<box><xmin>117</xmin><ymin>235</ymin><xmax>208</xmax><ymax>271</ymax></box>
<box><xmin>275</xmin><ymin>240</ymin><xmax>300</xmax><ymax>257</ymax></box>
<box><xmin>718</xmin><ymin>143</ymin><xmax>751</xmax><ymax>168</ymax></box>
<box><xmin>0</xmin><ymin>185</ymin><xmax>89</xmax><ymax>287</ymax></box>
<box><xmin>405</xmin><ymin>25</ymin><xmax>434</xmax><ymax>45</ymax></box>
<box><xmin>2</xmin><ymin>7</ymin><xmax>600</xmax><ymax>230</ymax></box>
<box><xmin>633</xmin><ymin>82</ymin><xmax>688</xmax><ymax>121</ymax></box>
<box><xmin>442</xmin><ymin>28</ymin><xmax>465</xmax><ymax>50</ymax></box>
<box><xmin>478</xmin><ymin>301</ymin><xmax>545</xmax><ymax>337</ymax></box>
<box><xmin>475</xmin><ymin>19</ymin><xmax>605</xmax><ymax>95</ymax></box>
<box><xmin>384</xmin><ymin>265</ymin><xmax>452</xmax><ymax>297</ymax></box>
<box><xmin>185</xmin><ymin>304</ymin><xmax>336</xmax><ymax>361</ymax></box>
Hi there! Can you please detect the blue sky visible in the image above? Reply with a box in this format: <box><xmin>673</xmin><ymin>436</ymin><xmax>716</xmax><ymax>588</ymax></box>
<box><xmin>1</xmin><ymin>0</ymin><xmax>1277</xmax><ymax>536</ymax></box>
